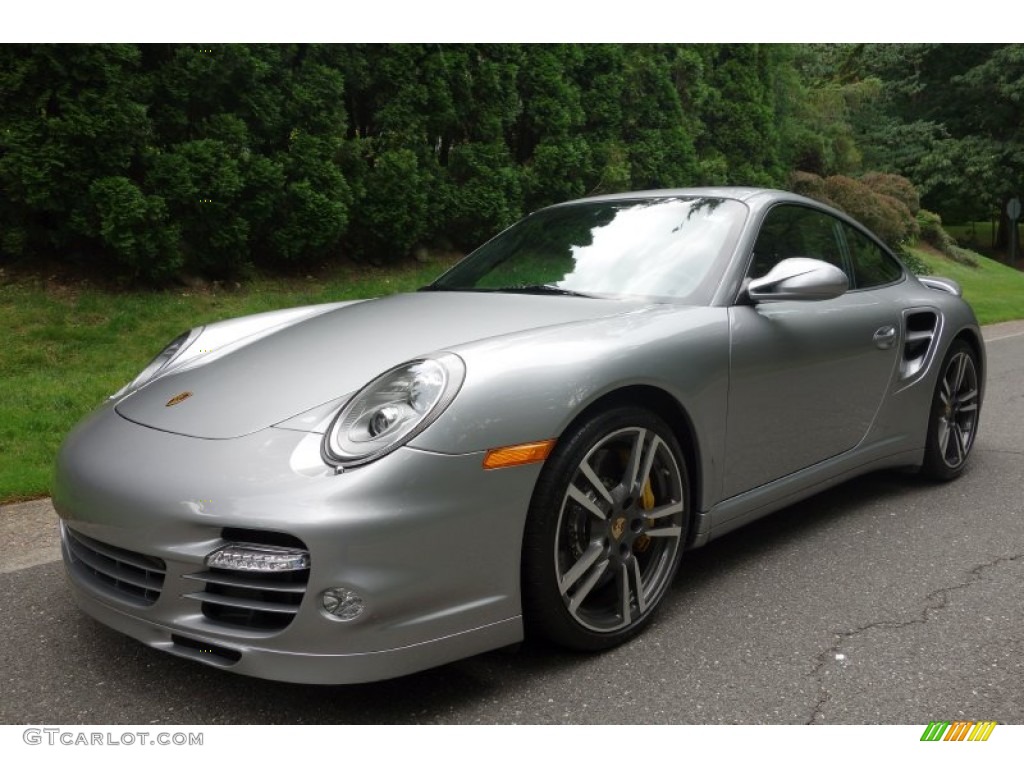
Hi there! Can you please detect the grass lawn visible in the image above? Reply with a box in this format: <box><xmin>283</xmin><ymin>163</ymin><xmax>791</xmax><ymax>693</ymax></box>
<box><xmin>908</xmin><ymin>246</ymin><xmax>1024</xmax><ymax>325</ymax></box>
<box><xmin>0</xmin><ymin>259</ymin><xmax>454</xmax><ymax>503</ymax></box>
<box><xmin>2</xmin><ymin>246</ymin><xmax>1022</xmax><ymax>504</ymax></box>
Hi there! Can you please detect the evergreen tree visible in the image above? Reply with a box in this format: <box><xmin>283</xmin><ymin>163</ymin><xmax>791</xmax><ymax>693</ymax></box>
<box><xmin>0</xmin><ymin>43</ymin><xmax>826</xmax><ymax>280</ymax></box>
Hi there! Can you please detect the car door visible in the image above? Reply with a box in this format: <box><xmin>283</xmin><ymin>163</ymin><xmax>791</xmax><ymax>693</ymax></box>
<box><xmin>723</xmin><ymin>204</ymin><xmax>902</xmax><ymax>499</ymax></box>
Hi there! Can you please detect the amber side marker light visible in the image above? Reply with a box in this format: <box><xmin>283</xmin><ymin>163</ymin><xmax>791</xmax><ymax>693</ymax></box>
<box><xmin>482</xmin><ymin>439</ymin><xmax>556</xmax><ymax>469</ymax></box>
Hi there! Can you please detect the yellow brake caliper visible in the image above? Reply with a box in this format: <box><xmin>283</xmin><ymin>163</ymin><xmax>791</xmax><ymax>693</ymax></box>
<box><xmin>618</xmin><ymin>447</ymin><xmax>656</xmax><ymax>554</ymax></box>
<box><xmin>634</xmin><ymin>478</ymin><xmax>655</xmax><ymax>554</ymax></box>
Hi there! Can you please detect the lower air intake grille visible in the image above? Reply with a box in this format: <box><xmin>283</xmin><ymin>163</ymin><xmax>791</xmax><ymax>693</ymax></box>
<box><xmin>183</xmin><ymin>532</ymin><xmax>310</xmax><ymax>631</ymax></box>
<box><xmin>64</xmin><ymin>526</ymin><xmax>166</xmax><ymax>606</ymax></box>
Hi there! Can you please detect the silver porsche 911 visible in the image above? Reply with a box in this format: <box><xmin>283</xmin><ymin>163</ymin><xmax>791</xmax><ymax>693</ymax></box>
<box><xmin>54</xmin><ymin>188</ymin><xmax>985</xmax><ymax>683</ymax></box>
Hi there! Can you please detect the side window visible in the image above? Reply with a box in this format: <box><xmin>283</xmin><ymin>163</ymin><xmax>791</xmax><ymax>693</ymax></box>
<box><xmin>749</xmin><ymin>205</ymin><xmax>845</xmax><ymax>278</ymax></box>
<box><xmin>842</xmin><ymin>223</ymin><xmax>903</xmax><ymax>288</ymax></box>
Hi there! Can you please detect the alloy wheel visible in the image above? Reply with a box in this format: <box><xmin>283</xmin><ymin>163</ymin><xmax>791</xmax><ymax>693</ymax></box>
<box><xmin>936</xmin><ymin>349</ymin><xmax>980</xmax><ymax>470</ymax></box>
<box><xmin>554</xmin><ymin>425</ymin><xmax>686</xmax><ymax>633</ymax></box>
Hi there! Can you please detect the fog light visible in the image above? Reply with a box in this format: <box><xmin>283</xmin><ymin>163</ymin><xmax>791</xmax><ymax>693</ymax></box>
<box><xmin>321</xmin><ymin>587</ymin><xmax>365</xmax><ymax>621</ymax></box>
<box><xmin>206</xmin><ymin>544</ymin><xmax>310</xmax><ymax>572</ymax></box>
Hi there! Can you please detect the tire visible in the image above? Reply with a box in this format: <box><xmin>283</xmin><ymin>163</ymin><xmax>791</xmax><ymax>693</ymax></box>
<box><xmin>921</xmin><ymin>339</ymin><xmax>981</xmax><ymax>481</ymax></box>
<box><xmin>521</xmin><ymin>406</ymin><xmax>689</xmax><ymax>651</ymax></box>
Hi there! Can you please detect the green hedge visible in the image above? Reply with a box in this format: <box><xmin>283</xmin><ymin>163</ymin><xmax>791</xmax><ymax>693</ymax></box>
<box><xmin>0</xmin><ymin>44</ymin><xmax>792</xmax><ymax>281</ymax></box>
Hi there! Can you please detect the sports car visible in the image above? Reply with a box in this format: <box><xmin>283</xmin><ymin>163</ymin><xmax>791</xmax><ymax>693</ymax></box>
<box><xmin>53</xmin><ymin>188</ymin><xmax>985</xmax><ymax>683</ymax></box>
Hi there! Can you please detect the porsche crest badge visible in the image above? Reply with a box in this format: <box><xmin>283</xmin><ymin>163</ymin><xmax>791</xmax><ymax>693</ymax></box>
<box><xmin>165</xmin><ymin>391</ymin><xmax>193</xmax><ymax>407</ymax></box>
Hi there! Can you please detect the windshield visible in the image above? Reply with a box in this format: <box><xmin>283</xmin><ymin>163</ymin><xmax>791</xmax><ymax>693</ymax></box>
<box><xmin>428</xmin><ymin>197</ymin><xmax>747</xmax><ymax>303</ymax></box>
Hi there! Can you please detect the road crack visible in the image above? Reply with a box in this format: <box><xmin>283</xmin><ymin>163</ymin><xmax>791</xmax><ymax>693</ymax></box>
<box><xmin>806</xmin><ymin>552</ymin><xmax>1024</xmax><ymax>724</ymax></box>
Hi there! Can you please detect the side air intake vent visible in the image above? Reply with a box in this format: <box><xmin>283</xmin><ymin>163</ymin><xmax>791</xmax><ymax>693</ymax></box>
<box><xmin>901</xmin><ymin>310</ymin><xmax>939</xmax><ymax>380</ymax></box>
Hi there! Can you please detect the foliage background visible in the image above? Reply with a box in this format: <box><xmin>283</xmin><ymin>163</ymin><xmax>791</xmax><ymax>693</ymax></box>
<box><xmin>3</xmin><ymin>43</ymin><xmax>1024</xmax><ymax>282</ymax></box>
<box><xmin>0</xmin><ymin>43</ymin><xmax>794</xmax><ymax>280</ymax></box>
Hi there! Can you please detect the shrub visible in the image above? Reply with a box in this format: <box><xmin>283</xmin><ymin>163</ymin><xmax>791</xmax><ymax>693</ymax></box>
<box><xmin>947</xmin><ymin>245</ymin><xmax>980</xmax><ymax>267</ymax></box>
<box><xmin>860</xmin><ymin>172</ymin><xmax>921</xmax><ymax>215</ymax></box>
<box><xmin>345</xmin><ymin>146</ymin><xmax>432</xmax><ymax>263</ymax></box>
<box><xmin>442</xmin><ymin>141</ymin><xmax>523</xmax><ymax>250</ymax></box>
<box><xmin>823</xmin><ymin>175</ymin><xmax>918</xmax><ymax>249</ymax></box>
<box><xmin>1</xmin><ymin>226</ymin><xmax>28</xmax><ymax>260</ymax></box>
<box><xmin>876</xmin><ymin>192</ymin><xmax>921</xmax><ymax>244</ymax></box>
<box><xmin>788</xmin><ymin>171</ymin><xmax>830</xmax><ymax>203</ymax></box>
<box><xmin>914</xmin><ymin>209</ymin><xmax>978</xmax><ymax>266</ymax></box>
<box><xmin>916</xmin><ymin>209</ymin><xmax>949</xmax><ymax>249</ymax></box>
<box><xmin>146</xmin><ymin>139</ymin><xmax>251</xmax><ymax>277</ymax></box>
<box><xmin>896</xmin><ymin>247</ymin><xmax>932</xmax><ymax>275</ymax></box>
<box><xmin>790</xmin><ymin>171</ymin><xmax>923</xmax><ymax>250</ymax></box>
<box><xmin>88</xmin><ymin>177</ymin><xmax>182</xmax><ymax>280</ymax></box>
<box><xmin>265</xmin><ymin>133</ymin><xmax>350</xmax><ymax>267</ymax></box>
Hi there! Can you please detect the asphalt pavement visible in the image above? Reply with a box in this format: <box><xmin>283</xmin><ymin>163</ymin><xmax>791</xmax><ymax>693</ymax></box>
<box><xmin>2</xmin><ymin>320</ymin><xmax>1022</xmax><ymax>724</ymax></box>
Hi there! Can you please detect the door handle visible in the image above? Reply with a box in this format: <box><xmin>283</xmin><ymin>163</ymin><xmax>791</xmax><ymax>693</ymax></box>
<box><xmin>873</xmin><ymin>325</ymin><xmax>897</xmax><ymax>349</ymax></box>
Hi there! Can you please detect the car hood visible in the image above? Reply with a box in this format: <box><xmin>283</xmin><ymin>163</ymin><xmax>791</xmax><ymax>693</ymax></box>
<box><xmin>115</xmin><ymin>291</ymin><xmax>647</xmax><ymax>439</ymax></box>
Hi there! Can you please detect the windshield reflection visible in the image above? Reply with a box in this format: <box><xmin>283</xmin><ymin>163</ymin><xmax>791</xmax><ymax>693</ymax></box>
<box><xmin>430</xmin><ymin>197</ymin><xmax>747</xmax><ymax>303</ymax></box>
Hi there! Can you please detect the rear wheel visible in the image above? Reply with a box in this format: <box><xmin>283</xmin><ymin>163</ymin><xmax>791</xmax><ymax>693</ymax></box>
<box><xmin>522</xmin><ymin>407</ymin><xmax>689</xmax><ymax>651</ymax></box>
<box><xmin>921</xmin><ymin>340</ymin><xmax>981</xmax><ymax>481</ymax></box>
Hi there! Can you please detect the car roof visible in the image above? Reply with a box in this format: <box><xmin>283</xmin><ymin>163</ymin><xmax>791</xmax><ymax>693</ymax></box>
<box><xmin>545</xmin><ymin>187</ymin><xmax>857</xmax><ymax>224</ymax></box>
<box><xmin>550</xmin><ymin>187</ymin><xmax>789</xmax><ymax>206</ymax></box>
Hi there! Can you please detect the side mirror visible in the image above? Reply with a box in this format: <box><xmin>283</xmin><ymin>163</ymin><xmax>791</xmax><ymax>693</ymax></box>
<box><xmin>747</xmin><ymin>258</ymin><xmax>848</xmax><ymax>302</ymax></box>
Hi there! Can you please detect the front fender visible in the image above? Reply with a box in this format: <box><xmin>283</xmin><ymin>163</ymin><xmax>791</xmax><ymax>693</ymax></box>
<box><xmin>409</xmin><ymin>305</ymin><xmax>731</xmax><ymax>511</ymax></box>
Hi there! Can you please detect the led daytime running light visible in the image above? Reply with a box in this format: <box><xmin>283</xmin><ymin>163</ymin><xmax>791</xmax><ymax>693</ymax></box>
<box><xmin>206</xmin><ymin>544</ymin><xmax>310</xmax><ymax>572</ymax></box>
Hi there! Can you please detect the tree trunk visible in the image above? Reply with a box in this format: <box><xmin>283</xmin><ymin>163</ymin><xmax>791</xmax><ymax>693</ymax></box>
<box><xmin>994</xmin><ymin>198</ymin><xmax>1018</xmax><ymax>264</ymax></box>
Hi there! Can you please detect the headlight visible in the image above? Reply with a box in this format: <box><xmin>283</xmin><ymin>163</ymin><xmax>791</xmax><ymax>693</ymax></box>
<box><xmin>109</xmin><ymin>327</ymin><xmax>203</xmax><ymax>399</ymax></box>
<box><xmin>323</xmin><ymin>353</ymin><xmax>465</xmax><ymax>468</ymax></box>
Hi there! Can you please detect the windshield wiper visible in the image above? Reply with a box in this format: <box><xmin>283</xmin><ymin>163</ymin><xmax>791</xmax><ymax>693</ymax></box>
<box><xmin>493</xmin><ymin>284</ymin><xmax>597</xmax><ymax>298</ymax></box>
<box><xmin>419</xmin><ymin>283</ymin><xmax>597</xmax><ymax>298</ymax></box>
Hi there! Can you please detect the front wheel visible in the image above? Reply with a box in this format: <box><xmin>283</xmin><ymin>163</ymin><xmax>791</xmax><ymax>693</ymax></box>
<box><xmin>921</xmin><ymin>340</ymin><xmax>981</xmax><ymax>481</ymax></box>
<box><xmin>521</xmin><ymin>407</ymin><xmax>689</xmax><ymax>651</ymax></box>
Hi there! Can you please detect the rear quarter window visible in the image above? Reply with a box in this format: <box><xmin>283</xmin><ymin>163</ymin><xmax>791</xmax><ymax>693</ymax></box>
<box><xmin>842</xmin><ymin>223</ymin><xmax>903</xmax><ymax>288</ymax></box>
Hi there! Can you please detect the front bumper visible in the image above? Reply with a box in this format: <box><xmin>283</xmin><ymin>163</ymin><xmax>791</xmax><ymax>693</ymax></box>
<box><xmin>53</xmin><ymin>405</ymin><xmax>537</xmax><ymax>684</ymax></box>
